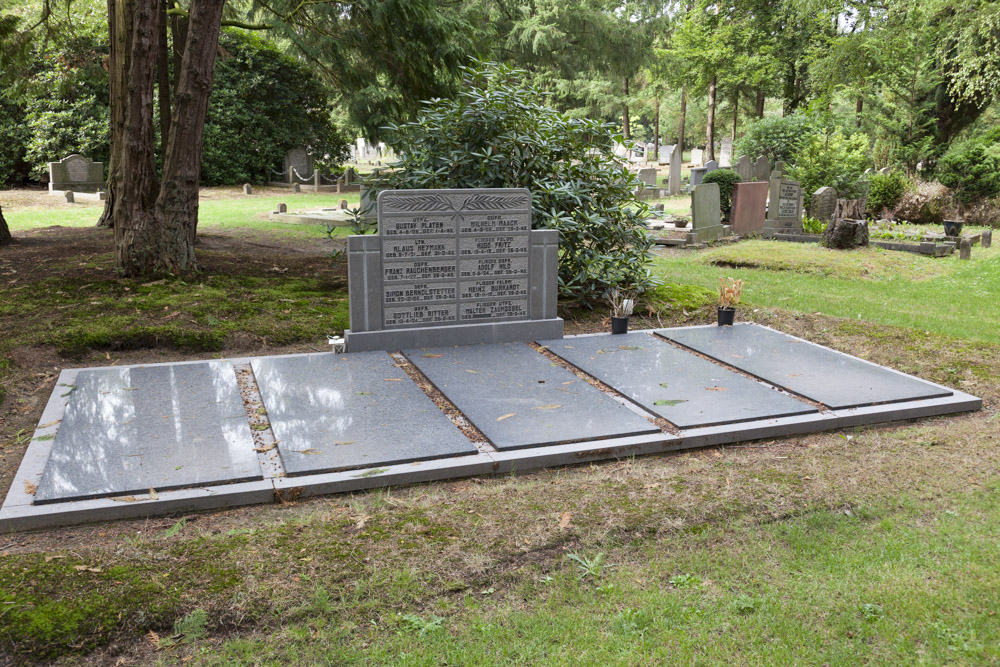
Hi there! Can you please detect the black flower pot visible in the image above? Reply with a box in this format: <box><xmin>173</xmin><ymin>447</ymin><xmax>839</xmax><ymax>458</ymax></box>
<box><xmin>943</xmin><ymin>220</ymin><xmax>963</xmax><ymax>237</ymax></box>
<box><xmin>717</xmin><ymin>307</ymin><xmax>736</xmax><ymax>326</ymax></box>
<box><xmin>611</xmin><ymin>316</ymin><xmax>630</xmax><ymax>334</ymax></box>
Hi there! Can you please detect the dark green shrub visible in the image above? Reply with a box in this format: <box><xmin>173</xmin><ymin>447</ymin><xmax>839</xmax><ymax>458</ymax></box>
<box><xmin>787</xmin><ymin>129</ymin><xmax>870</xmax><ymax>209</ymax></box>
<box><xmin>369</xmin><ymin>61</ymin><xmax>655</xmax><ymax>307</ymax></box>
<box><xmin>866</xmin><ymin>172</ymin><xmax>908</xmax><ymax>216</ymax></box>
<box><xmin>733</xmin><ymin>114</ymin><xmax>812</xmax><ymax>165</ymax></box>
<box><xmin>702</xmin><ymin>169</ymin><xmax>740</xmax><ymax>218</ymax></box>
<box><xmin>0</xmin><ymin>99</ymin><xmax>29</xmax><ymax>185</ymax></box>
<box><xmin>937</xmin><ymin>129</ymin><xmax>1000</xmax><ymax>204</ymax></box>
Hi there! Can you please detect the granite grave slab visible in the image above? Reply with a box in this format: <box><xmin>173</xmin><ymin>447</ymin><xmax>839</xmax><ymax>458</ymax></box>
<box><xmin>34</xmin><ymin>362</ymin><xmax>261</xmax><ymax>503</ymax></box>
<box><xmin>541</xmin><ymin>333</ymin><xmax>816</xmax><ymax>428</ymax></box>
<box><xmin>252</xmin><ymin>352</ymin><xmax>477</xmax><ymax>475</ymax></box>
<box><xmin>404</xmin><ymin>343</ymin><xmax>660</xmax><ymax>450</ymax></box>
<box><xmin>730</xmin><ymin>181</ymin><xmax>769</xmax><ymax>236</ymax></box>
<box><xmin>658</xmin><ymin>324</ymin><xmax>953</xmax><ymax>409</ymax></box>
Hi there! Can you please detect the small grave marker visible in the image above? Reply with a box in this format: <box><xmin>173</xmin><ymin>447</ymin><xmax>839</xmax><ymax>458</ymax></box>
<box><xmin>809</xmin><ymin>186</ymin><xmax>837</xmax><ymax>223</ymax></box>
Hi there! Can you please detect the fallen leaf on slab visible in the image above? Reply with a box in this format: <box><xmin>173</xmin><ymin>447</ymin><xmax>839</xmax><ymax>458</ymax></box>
<box><xmin>149</xmin><ymin>487</ymin><xmax>159</xmax><ymax>500</ymax></box>
<box><xmin>250</xmin><ymin>423</ymin><xmax>269</xmax><ymax>431</ymax></box>
<box><xmin>533</xmin><ymin>404</ymin><xmax>561</xmax><ymax>410</ymax></box>
<box><xmin>24</xmin><ymin>480</ymin><xmax>37</xmax><ymax>495</ymax></box>
<box><xmin>422</xmin><ymin>353</ymin><xmax>445</xmax><ymax>358</ymax></box>
<box><xmin>705</xmin><ymin>386</ymin><xmax>728</xmax><ymax>391</ymax></box>
<box><xmin>254</xmin><ymin>443</ymin><xmax>276</xmax><ymax>453</ymax></box>
<box><xmin>335</xmin><ymin>441</ymin><xmax>354</xmax><ymax>446</ymax></box>
<box><xmin>299</xmin><ymin>449</ymin><xmax>322</xmax><ymax>455</ymax></box>
<box><xmin>497</xmin><ymin>413</ymin><xmax>516</xmax><ymax>421</ymax></box>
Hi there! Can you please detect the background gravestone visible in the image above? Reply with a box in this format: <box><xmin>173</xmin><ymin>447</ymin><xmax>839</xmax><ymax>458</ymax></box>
<box><xmin>809</xmin><ymin>186</ymin><xmax>838</xmax><ymax>223</ymax></box>
<box><xmin>688</xmin><ymin>167</ymin><xmax>707</xmax><ymax>191</ymax></box>
<box><xmin>658</xmin><ymin>144</ymin><xmax>675</xmax><ymax>165</ymax></box>
<box><xmin>48</xmin><ymin>154</ymin><xmax>104</xmax><ymax>194</ymax></box>
<box><xmin>690</xmin><ymin>148</ymin><xmax>704</xmax><ymax>167</ymax></box>
<box><xmin>687</xmin><ymin>182</ymin><xmax>725</xmax><ymax>243</ymax></box>
<box><xmin>730</xmin><ymin>181</ymin><xmax>769</xmax><ymax>236</ymax></box>
<box><xmin>283</xmin><ymin>147</ymin><xmax>313</xmax><ymax>181</ymax></box>
<box><xmin>667</xmin><ymin>144</ymin><xmax>683</xmax><ymax>195</ymax></box>
<box><xmin>719</xmin><ymin>138</ymin><xmax>733</xmax><ymax>167</ymax></box>
<box><xmin>734</xmin><ymin>155</ymin><xmax>753</xmax><ymax>182</ymax></box>
<box><xmin>763</xmin><ymin>177</ymin><xmax>803</xmax><ymax>237</ymax></box>
<box><xmin>753</xmin><ymin>155</ymin><xmax>770</xmax><ymax>182</ymax></box>
<box><xmin>771</xmin><ymin>160</ymin><xmax>786</xmax><ymax>179</ymax></box>
<box><xmin>346</xmin><ymin>188</ymin><xmax>563</xmax><ymax>352</ymax></box>
<box><xmin>637</xmin><ymin>167</ymin><xmax>658</xmax><ymax>188</ymax></box>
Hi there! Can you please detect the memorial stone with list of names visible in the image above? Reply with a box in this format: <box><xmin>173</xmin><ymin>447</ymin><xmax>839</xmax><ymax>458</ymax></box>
<box><xmin>346</xmin><ymin>188</ymin><xmax>563</xmax><ymax>352</ymax></box>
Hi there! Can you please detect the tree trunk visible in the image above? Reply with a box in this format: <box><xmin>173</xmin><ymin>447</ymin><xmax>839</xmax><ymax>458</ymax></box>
<box><xmin>856</xmin><ymin>94</ymin><xmax>863</xmax><ymax>128</ymax></box>
<box><xmin>157</xmin><ymin>0</ymin><xmax>171</xmax><ymax>149</ymax></box>
<box><xmin>170</xmin><ymin>14</ymin><xmax>188</xmax><ymax>95</ymax></box>
<box><xmin>678</xmin><ymin>84</ymin><xmax>686</xmax><ymax>155</ymax></box>
<box><xmin>157</xmin><ymin>0</ymin><xmax>224</xmax><ymax>256</ymax></box>
<box><xmin>97</xmin><ymin>0</ymin><xmax>126</xmax><ymax>229</ymax></box>
<box><xmin>706</xmin><ymin>75</ymin><xmax>717</xmax><ymax>162</ymax></box>
<box><xmin>731</xmin><ymin>89</ymin><xmax>738</xmax><ymax>140</ymax></box>
<box><xmin>0</xmin><ymin>205</ymin><xmax>11</xmax><ymax>245</ymax></box>
<box><xmin>755</xmin><ymin>88</ymin><xmax>765</xmax><ymax>117</ymax></box>
<box><xmin>111</xmin><ymin>0</ymin><xmax>163</xmax><ymax>275</ymax></box>
<box><xmin>622</xmin><ymin>77</ymin><xmax>630</xmax><ymax>139</ymax></box>
<box><xmin>653</xmin><ymin>97</ymin><xmax>659</xmax><ymax>163</ymax></box>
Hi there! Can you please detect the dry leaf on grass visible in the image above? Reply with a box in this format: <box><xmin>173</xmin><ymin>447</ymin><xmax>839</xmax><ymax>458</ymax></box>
<box><xmin>558</xmin><ymin>511</ymin><xmax>572</xmax><ymax>530</ymax></box>
<box><xmin>73</xmin><ymin>565</ymin><xmax>102</xmax><ymax>573</ymax></box>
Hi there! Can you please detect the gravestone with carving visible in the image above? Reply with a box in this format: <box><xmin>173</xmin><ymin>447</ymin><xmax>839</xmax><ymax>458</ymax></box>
<box><xmin>719</xmin><ymin>138</ymin><xmax>733</xmax><ymax>167</ymax></box>
<box><xmin>48</xmin><ymin>154</ymin><xmax>104</xmax><ymax>194</ymax></box>
<box><xmin>346</xmin><ymin>188</ymin><xmax>563</xmax><ymax>352</ymax></box>
<box><xmin>283</xmin><ymin>147</ymin><xmax>313</xmax><ymax>181</ymax></box>
<box><xmin>763</xmin><ymin>177</ymin><xmax>804</xmax><ymax>237</ymax></box>
<box><xmin>808</xmin><ymin>186</ymin><xmax>838</xmax><ymax>223</ymax></box>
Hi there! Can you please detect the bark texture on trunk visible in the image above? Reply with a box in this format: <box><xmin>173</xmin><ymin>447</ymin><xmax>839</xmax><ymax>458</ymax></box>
<box><xmin>706</xmin><ymin>75</ymin><xmax>717</xmax><ymax>162</ymax></box>
<box><xmin>157</xmin><ymin>0</ymin><xmax>172</xmax><ymax>148</ymax></box>
<box><xmin>97</xmin><ymin>0</ymin><xmax>125</xmax><ymax>229</ymax></box>
<box><xmin>653</xmin><ymin>97</ymin><xmax>659</xmax><ymax>162</ymax></box>
<box><xmin>856</xmin><ymin>95</ymin><xmax>863</xmax><ymax>127</ymax></box>
<box><xmin>622</xmin><ymin>77</ymin><xmax>630</xmax><ymax>139</ymax></box>
<box><xmin>755</xmin><ymin>88</ymin><xmax>765</xmax><ymax>117</ymax></box>
<box><xmin>157</xmin><ymin>0</ymin><xmax>224</xmax><ymax>256</ymax></box>
<box><xmin>678</xmin><ymin>85</ymin><xmax>686</xmax><ymax>154</ymax></box>
<box><xmin>0</xmin><ymin>205</ymin><xmax>11</xmax><ymax>245</ymax></box>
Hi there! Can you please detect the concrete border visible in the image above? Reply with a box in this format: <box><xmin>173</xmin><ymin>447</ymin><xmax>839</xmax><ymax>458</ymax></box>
<box><xmin>0</xmin><ymin>328</ymin><xmax>981</xmax><ymax>533</ymax></box>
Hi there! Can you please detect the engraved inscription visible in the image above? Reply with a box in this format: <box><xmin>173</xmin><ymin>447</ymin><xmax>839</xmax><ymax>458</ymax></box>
<box><xmin>460</xmin><ymin>299</ymin><xmax>528</xmax><ymax>321</ymax></box>
<box><xmin>382</xmin><ymin>238</ymin><xmax>457</xmax><ymax>259</ymax></box>
<box><xmin>459</xmin><ymin>256</ymin><xmax>528</xmax><ymax>278</ymax></box>
<box><xmin>460</xmin><ymin>278</ymin><xmax>528</xmax><ymax>300</ymax></box>
<box><xmin>384</xmin><ymin>283</ymin><xmax>456</xmax><ymax>304</ymax></box>
<box><xmin>381</xmin><ymin>215</ymin><xmax>456</xmax><ymax>236</ymax></box>
<box><xmin>384</xmin><ymin>304</ymin><xmax>457</xmax><ymax>327</ymax></box>
<box><xmin>778</xmin><ymin>183</ymin><xmax>800</xmax><ymax>218</ymax></box>
<box><xmin>383</xmin><ymin>260</ymin><xmax>457</xmax><ymax>282</ymax></box>
<box><xmin>459</xmin><ymin>235</ymin><xmax>529</xmax><ymax>256</ymax></box>
<box><xmin>459</xmin><ymin>213</ymin><xmax>530</xmax><ymax>234</ymax></box>
<box><xmin>65</xmin><ymin>157</ymin><xmax>90</xmax><ymax>182</ymax></box>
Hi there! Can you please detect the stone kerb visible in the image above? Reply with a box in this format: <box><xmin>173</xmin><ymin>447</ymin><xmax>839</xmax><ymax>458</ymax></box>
<box><xmin>48</xmin><ymin>154</ymin><xmax>104</xmax><ymax>195</ymax></box>
<box><xmin>345</xmin><ymin>188</ymin><xmax>564</xmax><ymax>352</ymax></box>
<box><xmin>687</xmin><ymin>182</ymin><xmax>725</xmax><ymax>244</ymax></box>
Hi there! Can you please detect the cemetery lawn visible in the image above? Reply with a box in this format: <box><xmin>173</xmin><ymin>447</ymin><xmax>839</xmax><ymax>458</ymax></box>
<box><xmin>1</xmin><ymin>206</ymin><xmax>999</xmax><ymax>664</ymax></box>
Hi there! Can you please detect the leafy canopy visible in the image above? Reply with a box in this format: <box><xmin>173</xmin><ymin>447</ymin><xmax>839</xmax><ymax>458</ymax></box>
<box><xmin>369</xmin><ymin>60</ymin><xmax>656</xmax><ymax>307</ymax></box>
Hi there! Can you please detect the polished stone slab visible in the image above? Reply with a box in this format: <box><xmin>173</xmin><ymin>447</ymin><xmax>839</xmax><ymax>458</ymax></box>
<box><xmin>252</xmin><ymin>352</ymin><xmax>477</xmax><ymax>475</ymax></box>
<box><xmin>659</xmin><ymin>324</ymin><xmax>952</xmax><ymax>409</ymax></box>
<box><xmin>404</xmin><ymin>343</ymin><xmax>660</xmax><ymax>450</ymax></box>
<box><xmin>541</xmin><ymin>333</ymin><xmax>816</xmax><ymax>428</ymax></box>
<box><xmin>34</xmin><ymin>362</ymin><xmax>261</xmax><ymax>503</ymax></box>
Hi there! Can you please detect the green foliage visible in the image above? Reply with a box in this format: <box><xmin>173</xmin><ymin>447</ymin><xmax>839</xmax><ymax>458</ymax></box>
<box><xmin>369</xmin><ymin>61</ymin><xmax>656</xmax><ymax>307</ymax></box>
<box><xmin>0</xmin><ymin>98</ymin><xmax>28</xmax><ymax>184</ymax></box>
<box><xmin>172</xmin><ymin>608</ymin><xmax>208</xmax><ymax>644</ymax></box>
<box><xmin>734</xmin><ymin>115</ymin><xmax>812</xmax><ymax>165</ymax></box>
<box><xmin>802</xmin><ymin>216</ymin><xmax>827</xmax><ymax>234</ymax></box>
<box><xmin>566</xmin><ymin>551</ymin><xmax>610</xmax><ymax>581</ymax></box>
<box><xmin>867</xmin><ymin>172</ymin><xmax>908</xmax><ymax>216</ymax></box>
<box><xmin>201</xmin><ymin>31</ymin><xmax>347</xmax><ymax>185</ymax></box>
<box><xmin>787</xmin><ymin>129</ymin><xmax>870</xmax><ymax>208</ymax></box>
<box><xmin>937</xmin><ymin>130</ymin><xmax>1000</xmax><ymax>204</ymax></box>
<box><xmin>702</xmin><ymin>168</ymin><xmax>740</xmax><ymax>217</ymax></box>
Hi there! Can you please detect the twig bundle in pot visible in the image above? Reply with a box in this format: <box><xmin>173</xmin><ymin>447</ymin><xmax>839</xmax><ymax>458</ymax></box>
<box><xmin>717</xmin><ymin>277</ymin><xmax>744</xmax><ymax>326</ymax></box>
<box><xmin>607</xmin><ymin>287</ymin><xmax>637</xmax><ymax>334</ymax></box>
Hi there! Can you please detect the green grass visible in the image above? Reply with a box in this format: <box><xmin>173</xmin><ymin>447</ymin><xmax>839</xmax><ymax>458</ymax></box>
<box><xmin>655</xmin><ymin>239</ymin><xmax>1000</xmax><ymax>343</ymax></box>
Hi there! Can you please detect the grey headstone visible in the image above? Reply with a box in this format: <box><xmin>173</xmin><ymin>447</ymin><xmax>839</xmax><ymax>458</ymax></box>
<box><xmin>34</xmin><ymin>362</ymin><xmax>261</xmax><ymax>503</ymax></box>
<box><xmin>688</xmin><ymin>168</ymin><xmax>708</xmax><ymax>190</ymax></box>
<box><xmin>771</xmin><ymin>161</ymin><xmax>786</xmax><ymax>179</ymax></box>
<box><xmin>64</xmin><ymin>191</ymin><xmax>74</xmax><ymax>203</ymax></box>
<box><xmin>734</xmin><ymin>155</ymin><xmax>753</xmax><ymax>182</ymax></box>
<box><xmin>277</xmin><ymin>203</ymin><xmax>287</xmax><ymax>214</ymax></box>
<box><xmin>252</xmin><ymin>352</ymin><xmax>476</xmax><ymax>475</ymax></box>
<box><xmin>809</xmin><ymin>186</ymin><xmax>838</xmax><ymax>222</ymax></box>
<box><xmin>982</xmin><ymin>230</ymin><xmax>992</xmax><ymax>248</ymax></box>
<box><xmin>704</xmin><ymin>159</ymin><xmax>719</xmax><ymax>174</ymax></box>
<box><xmin>753</xmin><ymin>155</ymin><xmax>770</xmax><ymax>182</ymax></box>
<box><xmin>764</xmin><ymin>177</ymin><xmax>803</xmax><ymax>236</ymax></box>
<box><xmin>345</xmin><ymin>188</ymin><xmax>563</xmax><ymax>352</ymax></box>
<box><xmin>668</xmin><ymin>144</ymin><xmax>683</xmax><ymax>196</ymax></box>
<box><xmin>404</xmin><ymin>343</ymin><xmax>660</xmax><ymax>450</ymax></box>
<box><xmin>688</xmin><ymin>182</ymin><xmax>724</xmax><ymax>243</ymax></box>
<box><xmin>242</xmin><ymin>183</ymin><xmax>252</xmax><ymax>195</ymax></box>
<box><xmin>339</xmin><ymin>199</ymin><xmax>348</xmax><ymax>210</ymax></box>
<box><xmin>283</xmin><ymin>147</ymin><xmax>312</xmax><ymax>179</ymax></box>
<box><xmin>879</xmin><ymin>167</ymin><xmax>891</xmax><ymax>175</ymax></box>
<box><xmin>654</xmin><ymin>203</ymin><xmax>664</xmax><ymax>211</ymax></box>
<box><xmin>48</xmin><ymin>154</ymin><xmax>104</xmax><ymax>194</ymax></box>
<box><xmin>659</xmin><ymin>324</ymin><xmax>952</xmax><ymax>410</ymax></box>
<box><xmin>542</xmin><ymin>333</ymin><xmax>816</xmax><ymax>428</ymax></box>
<box><xmin>293</xmin><ymin>183</ymin><xmax>301</xmax><ymax>193</ymax></box>
<box><xmin>638</xmin><ymin>167</ymin><xmax>658</xmax><ymax>188</ymax></box>
<box><xmin>960</xmin><ymin>238</ymin><xmax>972</xmax><ymax>260</ymax></box>
<box><xmin>719</xmin><ymin>138</ymin><xmax>734</xmax><ymax>167</ymax></box>
<box><xmin>359</xmin><ymin>184</ymin><xmax>376</xmax><ymax>221</ymax></box>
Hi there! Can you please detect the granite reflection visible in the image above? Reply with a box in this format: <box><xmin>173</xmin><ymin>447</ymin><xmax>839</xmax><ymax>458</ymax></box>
<box><xmin>35</xmin><ymin>362</ymin><xmax>261</xmax><ymax>503</ymax></box>
<box><xmin>251</xmin><ymin>352</ymin><xmax>476</xmax><ymax>475</ymax></box>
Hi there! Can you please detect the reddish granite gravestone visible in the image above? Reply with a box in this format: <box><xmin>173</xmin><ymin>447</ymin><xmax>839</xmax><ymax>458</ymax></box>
<box><xmin>730</xmin><ymin>181</ymin><xmax>769</xmax><ymax>235</ymax></box>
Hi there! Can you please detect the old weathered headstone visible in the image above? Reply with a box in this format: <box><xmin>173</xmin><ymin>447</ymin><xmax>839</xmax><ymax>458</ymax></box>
<box><xmin>283</xmin><ymin>147</ymin><xmax>312</xmax><ymax>182</ymax></box>
<box><xmin>771</xmin><ymin>161</ymin><xmax>786</xmax><ymax>179</ymax></box>
<box><xmin>638</xmin><ymin>167</ymin><xmax>658</xmax><ymax>188</ymax></box>
<box><xmin>64</xmin><ymin>191</ymin><xmax>74</xmax><ymax>203</ymax></box>
<box><xmin>654</xmin><ymin>203</ymin><xmax>664</xmax><ymax>211</ymax></box>
<box><xmin>763</xmin><ymin>177</ymin><xmax>803</xmax><ymax>236</ymax></box>
<box><xmin>808</xmin><ymin>187</ymin><xmax>838</xmax><ymax>223</ymax></box>
<box><xmin>734</xmin><ymin>155</ymin><xmax>753</xmax><ymax>182</ymax></box>
<box><xmin>658</xmin><ymin>144</ymin><xmax>675</xmax><ymax>164</ymax></box>
<box><xmin>690</xmin><ymin>148</ymin><xmax>704</xmax><ymax>167</ymax></box>
<box><xmin>753</xmin><ymin>155</ymin><xmax>770</xmax><ymax>182</ymax></box>
<box><xmin>292</xmin><ymin>183</ymin><xmax>301</xmax><ymax>193</ymax></box>
<box><xmin>704</xmin><ymin>159</ymin><xmax>719</xmax><ymax>174</ymax></box>
<box><xmin>668</xmin><ymin>144</ymin><xmax>683</xmax><ymax>196</ymax></box>
<box><xmin>339</xmin><ymin>199</ymin><xmax>349</xmax><ymax>210</ymax></box>
<box><xmin>983</xmin><ymin>229</ymin><xmax>992</xmax><ymax>248</ymax></box>
<box><xmin>960</xmin><ymin>238</ymin><xmax>972</xmax><ymax>260</ymax></box>
<box><xmin>688</xmin><ymin>168</ymin><xmax>707</xmax><ymax>190</ymax></box>
<box><xmin>730</xmin><ymin>182</ymin><xmax>769</xmax><ymax>236</ymax></box>
<box><xmin>48</xmin><ymin>154</ymin><xmax>104</xmax><ymax>194</ymax></box>
<box><xmin>687</xmin><ymin>183</ymin><xmax>725</xmax><ymax>243</ymax></box>
<box><xmin>242</xmin><ymin>183</ymin><xmax>252</xmax><ymax>195</ymax></box>
<box><xmin>719</xmin><ymin>138</ymin><xmax>733</xmax><ymax>167</ymax></box>
<box><xmin>345</xmin><ymin>188</ymin><xmax>563</xmax><ymax>352</ymax></box>
<box><xmin>359</xmin><ymin>185</ymin><xmax>376</xmax><ymax>222</ymax></box>
<box><xmin>277</xmin><ymin>203</ymin><xmax>287</xmax><ymax>213</ymax></box>
<box><xmin>822</xmin><ymin>219</ymin><xmax>869</xmax><ymax>249</ymax></box>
